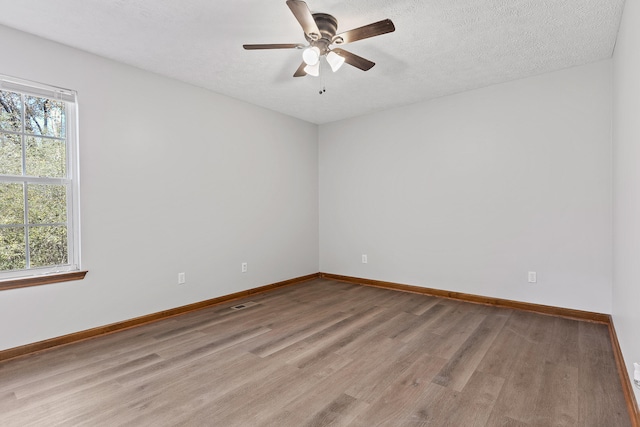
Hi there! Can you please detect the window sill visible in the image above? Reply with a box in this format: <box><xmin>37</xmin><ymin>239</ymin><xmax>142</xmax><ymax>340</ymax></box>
<box><xmin>0</xmin><ymin>271</ymin><xmax>88</xmax><ymax>291</ymax></box>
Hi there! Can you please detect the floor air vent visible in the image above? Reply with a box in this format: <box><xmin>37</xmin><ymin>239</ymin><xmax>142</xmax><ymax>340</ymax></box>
<box><xmin>230</xmin><ymin>301</ymin><xmax>258</xmax><ymax>310</ymax></box>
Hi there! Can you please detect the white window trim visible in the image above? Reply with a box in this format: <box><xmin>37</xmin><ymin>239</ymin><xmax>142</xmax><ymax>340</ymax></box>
<box><xmin>0</xmin><ymin>75</ymin><xmax>81</xmax><ymax>281</ymax></box>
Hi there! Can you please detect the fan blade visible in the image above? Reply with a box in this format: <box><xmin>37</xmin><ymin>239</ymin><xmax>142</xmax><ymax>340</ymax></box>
<box><xmin>293</xmin><ymin>62</ymin><xmax>307</xmax><ymax>77</ymax></box>
<box><xmin>243</xmin><ymin>43</ymin><xmax>304</xmax><ymax>50</ymax></box>
<box><xmin>332</xmin><ymin>48</ymin><xmax>375</xmax><ymax>71</ymax></box>
<box><xmin>286</xmin><ymin>0</ymin><xmax>321</xmax><ymax>40</ymax></box>
<box><xmin>333</xmin><ymin>19</ymin><xmax>395</xmax><ymax>44</ymax></box>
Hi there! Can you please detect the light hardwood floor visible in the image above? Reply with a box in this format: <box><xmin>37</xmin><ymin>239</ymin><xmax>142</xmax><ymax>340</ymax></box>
<box><xmin>0</xmin><ymin>279</ymin><xmax>631</xmax><ymax>426</ymax></box>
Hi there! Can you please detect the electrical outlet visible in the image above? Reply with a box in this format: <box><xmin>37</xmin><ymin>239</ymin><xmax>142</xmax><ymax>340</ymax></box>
<box><xmin>178</xmin><ymin>272</ymin><xmax>186</xmax><ymax>284</ymax></box>
<box><xmin>528</xmin><ymin>271</ymin><xmax>537</xmax><ymax>283</ymax></box>
<box><xmin>241</xmin><ymin>262</ymin><xmax>248</xmax><ymax>273</ymax></box>
<box><xmin>362</xmin><ymin>254</ymin><xmax>368</xmax><ymax>264</ymax></box>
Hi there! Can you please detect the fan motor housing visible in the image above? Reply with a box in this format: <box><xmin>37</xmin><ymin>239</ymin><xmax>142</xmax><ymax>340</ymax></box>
<box><xmin>305</xmin><ymin>13</ymin><xmax>338</xmax><ymax>52</ymax></box>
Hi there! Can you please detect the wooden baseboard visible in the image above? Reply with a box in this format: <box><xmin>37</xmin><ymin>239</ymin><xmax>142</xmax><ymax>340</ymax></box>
<box><xmin>609</xmin><ymin>317</ymin><xmax>640</xmax><ymax>427</ymax></box>
<box><xmin>320</xmin><ymin>272</ymin><xmax>640</xmax><ymax>424</ymax></box>
<box><xmin>0</xmin><ymin>272</ymin><xmax>320</xmax><ymax>363</ymax></box>
<box><xmin>320</xmin><ymin>273</ymin><xmax>610</xmax><ymax>323</ymax></box>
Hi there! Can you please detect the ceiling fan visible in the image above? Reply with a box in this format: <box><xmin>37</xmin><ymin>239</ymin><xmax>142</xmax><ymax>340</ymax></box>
<box><xmin>243</xmin><ymin>0</ymin><xmax>395</xmax><ymax>77</ymax></box>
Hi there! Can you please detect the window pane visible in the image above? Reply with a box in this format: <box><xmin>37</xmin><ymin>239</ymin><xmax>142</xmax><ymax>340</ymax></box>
<box><xmin>0</xmin><ymin>90</ymin><xmax>22</xmax><ymax>132</ymax></box>
<box><xmin>0</xmin><ymin>183</ymin><xmax>25</xmax><ymax>225</ymax></box>
<box><xmin>28</xmin><ymin>184</ymin><xmax>66</xmax><ymax>224</ymax></box>
<box><xmin>29</xmin><ymin>225</ymin><xmax>68</xmax><ymax>267</ymax></box>
<box><xmin>26</xmin><ymin>136</ymin><xmax>65</xmax><ymax>178</ymax></box>
<box><xmin>0</xmin><ymin>227</ymin><xmax>26</xmax><ymax>271</ymax></box>
<box><xmin>24</xmin><ymin>96</ymin><xmax>65</xmax><ymax>138</ymax></box>
<box><xmin>0</xmin><ymin>133</ymin><xmax>22</xmax><ymax>175</ymax></box>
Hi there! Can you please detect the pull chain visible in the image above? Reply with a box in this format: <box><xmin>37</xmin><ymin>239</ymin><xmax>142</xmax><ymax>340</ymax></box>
<box><xmin>318</xmin><ymin>58</ymin><xmax>326</xmax><ymax>95</ymax></box>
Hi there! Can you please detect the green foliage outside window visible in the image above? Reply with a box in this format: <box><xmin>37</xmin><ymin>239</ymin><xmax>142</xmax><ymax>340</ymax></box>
<box><xmin>0</xmin><ymin>89</ymin><xmax>69</xmax><ymax>272</ymax></box>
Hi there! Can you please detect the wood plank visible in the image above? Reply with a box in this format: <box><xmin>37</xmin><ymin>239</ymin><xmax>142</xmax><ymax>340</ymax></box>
<box><xmin>350</xmin><ymin>353</ymin><xmax>448</xmax><ymax>425</ymax></box>
<box><xmin>476</xmin><ymin>309</ymin><xmax>538</xmax><ymax>378</ymax></box>
<box><xmin>530</xmin><ymin>361</ymin><xmax>579</xmax><ymax>426</ymax></box>
<box><xmin>427</xmin><ymin>310</ymin><xmax>488</xmax><ymax>360</ymax></box>
<box><xmin>396</xmin><ymin>301</ymin><xmax>456</xmax><ymax>343</ymax></box>
<box><xmin>577</xmin><ymin>321</ymin><xmax>632</xmax><ymax>427</ymax></box>
<box><xmin>432</xmin><ymin>308</ymin><xmax>508</xmax><ymax>391</ymax></box>
<box><xmin>402</xmin><ymin>381</ymin><xmax>456</xmax><ymax>426</ymax></box>
<box><xmin>302</xmin><ymin>393</ymin><xmax>367</xmax><ymax>427</ymax></box>
<box><xmin>437</xmin><ymin>370</ymin><xmax>505</xmax><ymax>426</ymax></box>
<box><xmin>254</xmin><ymin>357</ymin><xmax>372</xmax><ymax>426</ymax></box>
<box><xmin>75</xmin><ymin>349</ymin><xmax>273</xmax><ymax>426</ymax></box>
<box><xmin>484</xmin><ymin>314</ymin><xmax>559</xmax><ymax>425</ymax></box>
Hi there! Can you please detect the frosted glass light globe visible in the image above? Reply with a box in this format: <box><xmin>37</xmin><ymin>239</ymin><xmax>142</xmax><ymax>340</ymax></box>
<box><xmin>302</xmin><ymin>46</ymin><xmax>320</xmax><ymax>66</ymax></box>
<box><xmin>304</xmin><ymin>61</ymin><xmax>320</xmax><ymax>77</ymax></box>
<box><xmin>326</xmin><ymin>51</ymin><xmax>345</xmax><ymax>72</ymax></box>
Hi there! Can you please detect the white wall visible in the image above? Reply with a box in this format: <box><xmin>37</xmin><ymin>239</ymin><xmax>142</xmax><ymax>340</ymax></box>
<box><xmin>320</xmin><ymin>60</ymin><xmax>613</xmax><ymax>313</ymax></box>
<box><xmin>0</xmin><ymin>25</ymin><xmax>319</xmax><ymax>351</ymax></box>
<box><xmin>613</xmin><ymin>0</ymin><xmax>640</xmax><ymax>404</ymax></box>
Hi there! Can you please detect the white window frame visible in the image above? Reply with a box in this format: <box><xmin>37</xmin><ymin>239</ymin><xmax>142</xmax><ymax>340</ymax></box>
<box><xmin>0</xmin><ymin>75</ymin><xmax>81</xmax><ymax>281</ymax></box>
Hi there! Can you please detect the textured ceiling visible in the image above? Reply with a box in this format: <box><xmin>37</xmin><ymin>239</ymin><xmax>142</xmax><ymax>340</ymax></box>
<box><xmin>0</xmin><ymin>0</ymin><xmax>625</xmax><ymax>124</ymax></box>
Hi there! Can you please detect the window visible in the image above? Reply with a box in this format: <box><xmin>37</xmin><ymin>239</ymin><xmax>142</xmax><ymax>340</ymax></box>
<box><xmin>0</xmin><ymin>75</ymin><xmax>81</xmax><ymax>283</ymax></box>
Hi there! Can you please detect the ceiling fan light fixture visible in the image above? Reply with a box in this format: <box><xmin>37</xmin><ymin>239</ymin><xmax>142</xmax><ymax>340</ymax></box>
<box><xmin>303</xmin><ymin>61</ymin><xmax>320</xmax><ymax>77</ymax></box>
<box><xmin>245</xmin><ymin>2</ymin><xmax>396</xmax><ymax>79</ymax></box>
<box><xmin>326</xmin><ymin>51</ymin><xmax>345</xmax><ymax>72</ymax></box>
<box><xmin>302</xmin><ymin>46</ymin><xmax>320</xmax><ymax>65</ymax></box>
